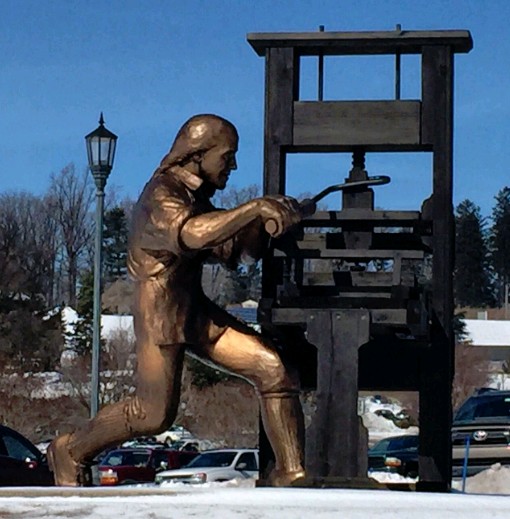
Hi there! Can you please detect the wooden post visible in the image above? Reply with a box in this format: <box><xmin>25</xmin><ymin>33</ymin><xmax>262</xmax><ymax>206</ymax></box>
<box><xmin>419</xmin><ymin>45</ymin><xmax>454</xmax><ymax>492</ymax></box>
<box><xmin>263</xmin><ymin>47</ymin><xmax>299</xmax><ymax>195</ymax></box>
<box><xmin>305</xmin><ymin>310</ymin><xmax>370</xmax><ymax>477</ymax></box>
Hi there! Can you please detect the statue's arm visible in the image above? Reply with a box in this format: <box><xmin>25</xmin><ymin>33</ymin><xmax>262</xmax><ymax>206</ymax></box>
<box><xmin>181</xmin><ymin>196</ymin><xmax>301</xmax><ymax>262</ymax></box>
<box><xmin>180</xmin><ymin>200</ymin><xmax>262</xmax><ymax>251</ymax></box>
<box><xmin>140</xmin><ymin>192</ymin><xmax>300</xmax><ymax>257</ymax></box>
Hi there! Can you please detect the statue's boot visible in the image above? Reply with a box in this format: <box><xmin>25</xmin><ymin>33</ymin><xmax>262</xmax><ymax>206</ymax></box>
<box><xmin>261</xmin><ymin>393</ymin><xmax>306</xmax><ymax>487</ymax></box>
<box><xmin>47</xmin><ymin>433</ymin><xmax>80</xmax><ymax>486</ymax></box>
<box><xmin>267</xmin><ymin>468</ymin><xmax>306</xmax><ymax>487</ymax></box>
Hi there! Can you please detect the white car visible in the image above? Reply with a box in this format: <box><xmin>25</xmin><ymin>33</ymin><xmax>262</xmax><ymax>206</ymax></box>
<box><xmin>154</xmin><ymin>425</ymin><xmax>194</xmax><ymax>444</ymax></box>
<box><xmin>154</xmin><ymin>449</ymin><xmax>258</xmax><ymax>485</ymax></box>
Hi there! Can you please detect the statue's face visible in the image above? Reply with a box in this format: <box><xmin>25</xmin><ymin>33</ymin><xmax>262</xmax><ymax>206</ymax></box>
<box><xmin>198</xmin><ymin>132</ymin><xmax>238</xmax><ymax>190</ymax></box>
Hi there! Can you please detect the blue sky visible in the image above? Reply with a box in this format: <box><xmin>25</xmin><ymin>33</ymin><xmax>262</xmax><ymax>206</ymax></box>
<box><xmin>1</xmin><ymin>0</ymin><xmax>509</xmax><ymax>217</ymax></box>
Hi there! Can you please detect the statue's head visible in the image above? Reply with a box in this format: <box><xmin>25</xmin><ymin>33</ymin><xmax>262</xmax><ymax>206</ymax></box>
<box><xmin>160</xmin><ymin>114</ymin><xmax>238</xmax><ymax>190</ymax></box>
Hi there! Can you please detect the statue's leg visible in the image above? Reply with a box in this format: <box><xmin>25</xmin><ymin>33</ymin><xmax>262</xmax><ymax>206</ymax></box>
<box><xmin>48</xmin><ymin>343</ymin><xmax>185</xmax><ymax>486</ymax></box>
<box><xmin>193</xmin><ymin>325</ymin><xmax>305</xmax><ymax>486</ymax></box>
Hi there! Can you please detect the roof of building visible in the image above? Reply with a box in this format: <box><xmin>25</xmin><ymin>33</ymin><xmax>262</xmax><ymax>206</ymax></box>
<box><xmin>63</xmin><ymin>307</ymin><xmax>510</xmax><ymax>348</ymax></box>
<box><xmin>464</xmin><ymin>319</ymin><xmax>510</xmax><ymax>347</ymax></box>
<box><xmin>225</xmin><ymin>306</ymin><xmax>258</xmax><ymax>324</ymax></box>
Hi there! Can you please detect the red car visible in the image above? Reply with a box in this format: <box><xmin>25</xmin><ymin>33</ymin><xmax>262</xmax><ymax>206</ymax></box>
<box><xmin>98</xmin><ymin>447</ymin><xmax>199</xmax><ymax>485</ymax></box>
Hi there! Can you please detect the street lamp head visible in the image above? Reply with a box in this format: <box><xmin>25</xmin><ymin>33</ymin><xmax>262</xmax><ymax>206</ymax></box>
<box><xmin>85</xmin><ymin>113</ymin><xmax>118</xmax><ymax>186</ymax></box>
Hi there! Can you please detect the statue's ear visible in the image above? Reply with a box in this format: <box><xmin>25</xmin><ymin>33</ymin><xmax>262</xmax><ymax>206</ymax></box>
<box><xmin>191</xmin><ymin>151</ymin><xmax>204</xmax><ymax>164</ymax></box>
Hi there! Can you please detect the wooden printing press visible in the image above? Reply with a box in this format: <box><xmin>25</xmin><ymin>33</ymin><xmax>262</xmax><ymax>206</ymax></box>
<box><xmin>247</xmin><ymin>28</ymin><xmax>473</xmax><ymax>491</ymax></box>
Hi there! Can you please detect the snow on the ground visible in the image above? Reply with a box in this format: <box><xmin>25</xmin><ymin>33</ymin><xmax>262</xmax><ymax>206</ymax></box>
<box><xmin>0</xmin><ymin>476</ymin><xmax>509</xmax><ymax>519</ymax></box>
<box><xmin>0</xmin><ymin>395</ymin><xmax>509</xmax><ymax>518</ymax></box>
<box><xmin>362</xmin><ymin>411</ymin><xmax>419</xmax><ymax>445</ymax></box>
<box><xmin>4</xmin><ymin>374</ymin><xmax>510</xmax><ymax>518</ymax></box>
<box><xmin>361</xmin><ymin>396</ymin><xmax>419</xmax><ymax>446</ymax></box>
<box><xmin>487</xmin><ymin>372</ymin><xmax>510</xmax><ymax>390</ymax></box>
<box><xmin>451</xmin><ymin>463</ymin><xmax>510</xmax><ymax>494</ymax></box>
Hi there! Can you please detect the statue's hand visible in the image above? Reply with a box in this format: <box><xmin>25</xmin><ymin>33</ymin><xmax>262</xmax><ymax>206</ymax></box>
<box><xmin>256</xmin><ymin>195</ymin><xmax>302</xmax><ymax>238</ymax></box>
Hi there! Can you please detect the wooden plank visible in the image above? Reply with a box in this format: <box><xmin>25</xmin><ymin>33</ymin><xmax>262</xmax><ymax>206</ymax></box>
<box><xmin>303</xmin><ymin>270</ymin><xmax>394</xmax><ymax>287</ymax></box>
<box><xmin>274</xmin><ymin>248</ymin><xmax>425</xmax><ymax>260</ymax></box>
<box><xmin>305</xmin><ymin>209</ymin><xmax>424</xmax><ymax>223</ymax></box>
<box><xmin>247</xmin><ymin>30</ymin><xmax>473</xmax><ymax>56</ymax></box>
<box><xmin>293</xmin><ymin>101</ymin><xmax>421</xmax><ymax>147</ymax></box>
<box><xmin>370</xmin><ymin>309</ymin><xmax>408</xmax><ymax>324</ymax></box>
<box><xmin>276</xmin><ymin>295</ymin><xmax>411</xmax><ymax>309</ymax></box>
<box><xmin>271</xmin><ymin>308</ymin><xmax>407</xmax><ymax>325</ymax></box>
<box><xmin>351</xmin><ymin>271</ymin><xmax>394</xmax><ymax>287</ymax></box>
<box><xmin>297</xmin><ymin>232</ymin><xmax>428</xmax><ymax>250</ymax></box>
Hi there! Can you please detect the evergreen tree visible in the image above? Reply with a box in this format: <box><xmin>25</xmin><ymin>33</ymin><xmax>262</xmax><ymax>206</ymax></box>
<box><xmin>65</xmin><ymin>270</ymin><xmax>95</xmax><ymax>357</ymax></box>
<box><xmin>214</xmin><ymin>263</ymin><xmax>262</xmax><ymax>307</ymax></box>
<box><xmin>454</xmin><ymin>200</ymin><xmax>494</xmax><ymax>307</ymax></box>
<box><xmin>103</xmin><ymin>207</ymin><xmax>128</xmax><ymax>283</ymax></box>
<box><xmin>489</xmin><ymin>187</ymin><xmax>510</xmax><ymax>306</ymax></box>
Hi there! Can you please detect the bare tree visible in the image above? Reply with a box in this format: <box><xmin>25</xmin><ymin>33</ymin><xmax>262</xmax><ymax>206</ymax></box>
<box><xmin>23</xmin><ymin>194</ymin><xmax>59</xmax><ymax>305</ymax></box>
<box><xmin>452</xmin><ymin>342</ymin><xmax>491</xmax><ymax>411</ymax></box>
<box><xmin>0</xmin><ymin>373</ymin><xmax>46</xmax><ymax>435</ymax></box>
<box><xmin>177</xmin><ymin>364</ymin><xmax>259</xmax><ymax>448</ymax></box>
<box><xmin>212</xmin><ymin>184</ymin><xmax>260</xmax><ymax>209</ymax></box>
<box><xmin>49</xmin><ymin>164</ymin><xmax>94</xmax><ymax>307</ymax></box>
<box><xmin>0</xmin><ymin>192</ymin><xmax>64</xmax><ymax>371</ymax></box>
<box><xmin>59</xmin><ymin>328</ymin><xmax>136</xmax><ymax>413</ymax></box>
<box><xmin>0</xmin><ymin>371</ymin><xmax>89</xmax><ymax>442</ymax></box>
<box><xmin>0</xmin><ymin>193</ymin><xmax>26</xmax><ymax>294</ymax></box>
<box><xmin>203</xmin><ymin>185</ymin><xmax>263</xmax><ymax>305</ymax></box>
<box><xmin>102</xmin><ymin>278</ymin><xmax>134</xmax><ymax>314</ymax></box>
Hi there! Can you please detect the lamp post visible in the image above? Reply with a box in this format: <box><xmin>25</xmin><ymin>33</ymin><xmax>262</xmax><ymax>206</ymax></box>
<box><xmin>85</xmin><ymin>113</ymin><xmax>117</xmax><ymax>418</ymax></box>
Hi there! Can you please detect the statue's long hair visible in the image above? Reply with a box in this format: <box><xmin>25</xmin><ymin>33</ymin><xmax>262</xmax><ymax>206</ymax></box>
<box><xmin>157</xmin><ymin>114</ymin><xmax>238</xmax><ymax>174</ymax></box>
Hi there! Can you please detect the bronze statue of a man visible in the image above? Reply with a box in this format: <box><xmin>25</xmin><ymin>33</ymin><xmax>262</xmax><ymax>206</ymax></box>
<box><xmin>48</xmin><ymin>114</ymin><xmax>306</xmax><ymax>487</ymax></box>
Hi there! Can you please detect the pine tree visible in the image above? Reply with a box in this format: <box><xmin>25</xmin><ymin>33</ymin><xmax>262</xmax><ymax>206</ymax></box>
<box><xmin>489</xmin><ymin>187</ymin><xmax>510</xmax><ymax>306</ymax></box>
<box><xmin>66</xmin><ymin>270</ymin><xmax>95</xmax><ymax>357</ymax></box>
<box><xmin>103</xmin><ymin>207</ymin><xmax>128</xmax><ymax>283</ymax></box>
<box><xmin>454</xmin><ymin>200</ymin><xmax>494</xmax><ymax>307</ymax></box>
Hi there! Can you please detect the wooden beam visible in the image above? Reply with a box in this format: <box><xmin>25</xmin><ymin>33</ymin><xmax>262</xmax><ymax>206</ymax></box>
<box><xmin>305</xmin><ymin>310</ymin><xmax>370</xmax><ymax>477</ymax></box>
<box><xmin>273</xmin><ymin>248</ymin><xmax>425</xmax><ymax>260</ymax></box>
<box><xmin>303</xmin><ymin>210</ymin><xmax>428</xmax><ymax>230</ymax></box>
<box><xmin>271</xmin><ymin>308</ymin><xmax>408</xmax><ymax>325</ymax></box>
<box><xmin>293</xmin><ymin>101</ymin><xmax>421</xmax><ymax>147</ymax></box>
<box><xmin>247</xmin><ymin>30</ymin><xmax>473</xmax><ymax>56</ymax></box>
<box><xmin>418</xmin><ymin>45</ymin><xmax>454</xmax><ymax>492</ymax></box>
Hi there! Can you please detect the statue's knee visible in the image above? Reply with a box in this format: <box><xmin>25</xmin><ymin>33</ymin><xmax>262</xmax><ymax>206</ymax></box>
<box><xmin>256</xmin><ymin>351</ymin><xmax>300</xmax><ymax>394</ymax></box>
<box><xmin>123</xmin><ymin>397</ymin><xmax>171</xmax><ymax>435</ymax></box>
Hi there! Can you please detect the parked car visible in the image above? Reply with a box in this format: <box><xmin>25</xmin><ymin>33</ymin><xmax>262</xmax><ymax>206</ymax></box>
<box><xmin>373</xmin><ymin>409</ymin><xmax>415</xmax><ymax>429</ymax></box>
<box><xmin>154</xmin><ymin>425</ymin><xmax>194</xmax><ymax>445</ymax></box>
<box><xmin>170</xmin><ymin>439</ymin><xmax>201</xmax><ymax>452</ymax></box>
<box><xmin>452</xmin><ymin>389</ymin><xmax>510</xmax><ymax>477</ymax></box>
<box><xmin>121</xmin><ymin>437</ymin><xmax>167</xmax><ymax>449</ymax></box>
<box><xmin>368</xmin><ymin>434</ymin><xmax>419</xmax><ymax>478</ymax></box>
<box><xmin>97</xmin><ymin>447</ymin><xmax>199</xmax><ymax>485</ymax></box>
<box><xmin>154</xmin><ymin>448</ymin><xmax>259</xmax><ymax>485</ymax></box>
<box><xmin>0</xmin><ymin>424</ymin><xmax>53</xmax><ymax>486</ymax></box>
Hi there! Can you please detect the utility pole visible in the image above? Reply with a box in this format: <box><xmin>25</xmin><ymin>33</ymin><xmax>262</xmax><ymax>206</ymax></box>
<box><xmin>505</xmin><ymin>282</ymin><xmax>509</xmax><ymax>320</ymax></box>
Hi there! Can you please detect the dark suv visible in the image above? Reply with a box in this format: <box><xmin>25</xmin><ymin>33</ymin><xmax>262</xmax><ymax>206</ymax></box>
<box><xmin>452</xmin><ymin>389</ymin><xmax>510</xmax><ymax>477</ymax></box>
<box><xmin>368</xmin><ymin>434</ymin><xmax>419</xmax><ymax>478</ymax></box>
<box><xmin>0</xmin><ymin>424</ymin><xmax>53</xmax><ymax>486</ymax></box>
